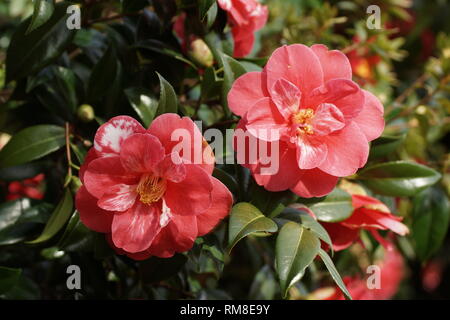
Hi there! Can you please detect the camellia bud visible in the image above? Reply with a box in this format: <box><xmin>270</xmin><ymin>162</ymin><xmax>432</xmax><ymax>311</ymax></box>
<box><xmin>77</xmin><ymin>104</ymin><xmax>95</xmax><ymax>123</ymax></box>
<box><xmin>188</xmin><ymin>38</ymin><xmax>214</xmax><ymax>68</ymax></box>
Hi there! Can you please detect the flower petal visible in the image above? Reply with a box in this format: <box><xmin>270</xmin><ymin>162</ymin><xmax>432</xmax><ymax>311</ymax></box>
<box><xmin>322</xmin><ymin>222</ymin><xmax>360</xmax><ymax>251</ymax></box>
<box><xmin>94</xmin><ymin>116</ymin><xmax>145</xmax><ymax>156</ymax></box>
<box><xmin>353</xmin><ymin>90</ymin><xmax>385</xmax><ymax>142</ymax></box>
<box><xmin>148</xmin><ymin>214</ymin><xmax>198</xmax><ymax>257</ymax></box>
<box><xmin>228</xmin><ymin>71</ymin><xmax>268</xmax><ymax>117</ymax></box>
<box><xmin>291</xmin><ymin>168</ymin><xmax>338</xmax><ymax>198</ymax></box>
<box><xmin>319</xmin><ymin>122</ymin><xmax>369</xmax><ymax>177</ymax></box>
<box><xmin>154</xmin><ymin>152</ymin><xmax>187</xmax><ymax>183</ymax></box>
<box><xmin>253</xmin><ymin>142</ymin><xmax>302</xmax><ymax>191</ymax></box>
<box><xmin>111</xmin><ymin>202</ymin><xmax>162</xmax><ymax>253</ymax></box>
<box><xmin>120</xmin><ymin>133</ymin><xmax>165</xmax><ymax>173</ymax></box>
<box><xmin>245</xmin><ymin>97</ymin><xmax>287</xmax><ymax>141</ymax></box>
<box><xmin>79</xmin><ymin>148</ymin><xmax>98</xmax><ymax>183</ymax></box>
<box><xmin>76</xmin><ymin>186</ymin><xmax>113</xmax><ymax>233</ymax></box>
<box><xmin>148</xmin><ymin>113</ymin><xmax>214</xmax><ymax>174</ymax></box>
<box><xmin>196</xmin><ymin>177</ymin><xmax>233</xmax><ymax>236</ymax></box>
<box><xmin>306</xmin><ymin>79</ymin><xmax>365</xmax><ymax>121</ymax></box>
<box><xmin>265</xmin><ymin>44</ymin><xmax>323</xmax><ymax>97</ymax></box>
<box><xmin>97</xmin><ymin>184</ymin><xmax>137</xmax><ymax>212</ymax></box>
<box><xmin>311</xmin><ymin>44</ymin><xmax>352</xmax><ymax>82</ymax></box>
<box><xmin>164</xmin><ymin>165</ymin><xmax>213</xmax><ymax>215</ymax></box>
<box><xmin>296</xmin><ymin>137</ymin><xmax>328</xmax><ymax>170</ymax></box>
<box><xmin>271</xmin><ymin>78</ymin><xmax>302</xmax><ymax>119</ymax></box>
<box><xmin>83</xmin><ymin>156</ymin><xmax>139</xmax><ymax>199</ymax></box>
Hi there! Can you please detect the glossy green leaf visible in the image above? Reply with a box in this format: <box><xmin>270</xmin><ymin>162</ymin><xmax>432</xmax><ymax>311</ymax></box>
<box><xmin>249</xmin><ymin>265</ymin><xmax>278</xmax><ymax>300</ymax></box>
<box><xmin>27</xmin><ymin>189</ymin><xmax>74</xmax><ymax>244</ymax></box>
<box><xmin>26</xmin><ymin>0</ymin><xmax>54</xmax><ymax>34</ymax></box>
<box><xmin>213</xmin><ymin>168</ymin><xmax>239</xmax><ymax>196</ymax></box>
<box><xmin>6</xmin><ymin>2</ymin><xmax>76</xmax><ymax>82</ymax></box>
<box><xmin>0</xmin><ymin>267</ymin><xmax>22</xmax><ymax>295</ymax></box>
<box><xmin>278</xmin><ymin>207</ymin><xmax>333</xmax><ymax>250</ymax></box>
<box><xmin>58</xmin><ymin>211</ymin><xmax>94</xmax><ymax>252</ymax></box>
<box><xmin>369</xmin><ymin>134</ymin><xmax>406</xmax><ymax>160</ymax></box>
<box><xmin>276</xmin><ymin>222</ymin><xmax>320</xmax><ymax>298</ymax></box>
<box><xmin>0</xmin><ymin>199</ymin><xmax>52</xmax><ymax>246</ymax></box>
<box><xmin>0</xmin><ymin>125</ymin><xmax>65</xmax><ymax>168</ymax></box>
<box><xmin>219</xmin><ymin>52</ymin><xmax>246</xmax><ymax>114</ymax></box>
<box><xmin>88</xmin><ymin>45</ymin><xmax>118</xmax><ymax>101</ymax></box>
<box><xmin>228</xmin><ymin>202</ymin><xmax>278</xmax><ymax>252</ymax></box>
<box><xmin>318</xmin><ymin>248</ymin><xmax>352</xmax><ymax>300</ymax></box>
<box><xmin>125</xmin><ymin>87</ymin><xmax>158</xmax><ymax>127</ymax></box>
<box><xmin>156</xmin><ymin>72</ymin><xmax>178</xmax><ymax>115</ymax></box>
<box><xmin>199</xmin><ymin>0</ymin><xmax>216</xmax><ymax>20</ymax></box>
<box><xmin>308</xmin><ymin>188</ymin><xmax>353</xmax><ymax>222</ymax></box>
<box><xmin>357</xmin><ymin>161</ymin><xmax>441</xmax><ymax>196</ymax></box>
<box><xmin>412</xmin><ymin>187</ymin><xmax>450</xmax><ymax>261</ymax></box>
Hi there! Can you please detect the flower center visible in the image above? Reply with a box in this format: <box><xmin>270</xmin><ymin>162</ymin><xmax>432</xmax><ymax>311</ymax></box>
<box><xmin>136</xmin><ymin>174</ymin><xmax>167</xmax><ymax>204</ymax></box>
<box><xmin>292</xmin><ymin>108</ymin><xmax>315</xmax><ymax>135</ymax></box>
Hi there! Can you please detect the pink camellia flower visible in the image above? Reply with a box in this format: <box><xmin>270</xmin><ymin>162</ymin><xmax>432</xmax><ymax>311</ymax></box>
<box><xmin>75</xmin><ymin>114</ymin><xmax>233</xmax><ymax>260</ymax></box>
<box><xmin>228</xmin><ymin>44</ymin><xmax>385</xmax><ymax>197</ymax></box>
<box><xmin>309</xmin><ymin>242</ymin><xmax>405</xmax><ymax>300</ymax></box>
<box><xmin>218</xmin><ymin>0</ymin><xmax>268</xmax><ymax>57</ymax></box>
<box><xmin>322</xmin><ymin>194</ymin><xmax>409</xmax><ymax>251</ymax></box>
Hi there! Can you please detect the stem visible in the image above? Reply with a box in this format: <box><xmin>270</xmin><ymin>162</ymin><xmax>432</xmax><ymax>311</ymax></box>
<box><xmin>65</xmin><ymin>123</ymin><xmax>73</xmax><ymax>186</ymax></box>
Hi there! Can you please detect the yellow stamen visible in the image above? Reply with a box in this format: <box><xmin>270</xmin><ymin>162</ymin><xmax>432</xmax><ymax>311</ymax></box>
<box><xmin>292</xmin><ymin>108</ymin><xmax>315</xmax><ymax>135</ymax></box>
<box><xmin>136</xmin><ymin>174</ymin><xmax>166</xmax><ymax>204</ymax></box>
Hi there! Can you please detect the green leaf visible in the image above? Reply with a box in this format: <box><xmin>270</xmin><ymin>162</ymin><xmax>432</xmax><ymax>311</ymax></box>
<box><xmin>0</xmin><ymin>199</ymin><xmax>53</xmax><ymax>246</ymax></box>
<box><xmin>213</xmin><ymin>168</ymin><xmax>239</xmax><ymax>196</ymax></box>
<box><xmin>6</xmin><ymin>2</ymin><xmax>76</xmax><ymax>82</ymax></box>
<box><xmin>58</xmin><ymin>211</ymin><xmax>94</xmax><ymax>252</ymax></box>
<box><xmin>125</xmin><ymin>87</ymin><xmax>159</xmax><ymax>127</ymax></box>
<box><xmin>278</xmin><ymin>207</ymin><xmax>333</xmax><ymax>250</ymax></box>
<box><xmin>228</xmin><ymin>202</ymin><xmax>278</xmax><ymax>252</ymax></box>
<box><xmin>0</xmin><ymin>267</ymin><xmax>22</xmax><ymax>295</ymax></box>
<box><xmin>307</xmin><ymin>188</ymin><xmax>353</xmax><ymax>222</ymax></box>
<box><xmin>369</xmin><ymin>134</ymin><xmax>405</xmax><ymax>160</ymax></box>
<box><xmin>0</xmin><ymin>125</ymin><xmax>65</xmax><ymax>168</ymax></box>
<box><xmin>54</xmin><ymin>66</ymin><xmax>78</xmax><ymax>113</ymax></box>
<box><xmin>201</xmin><ymin>67</ymin><xmax>222</xmax><ymax>100</ymax></box>
<box><xmin>412</xmin><ymin>187</ymin><xmax>450</xmax><ymax>261</ymax></box>
<box><xmin>357</xmin><ymin>161</ymin><xmax>441</xmax><ymax>196</ymax></box>
<box><xmin>88</xmin><ymin>45</ymin><xmax>118</xmax><ymax>101</ymax></box>
<box><xmin>205</xmin><ymin>1</ymin><xmax>218</xmax><ymax>29</ymax></box>
<box><xmin>276</xmin><ymin>222</ymin><xmax>320</xmax><ymax>298</ymax></box>
<box><xmin>199</xmin><ymin>0</ymin><xmax>216</xmax><ymax>20</ymax></box>
<box><xmin>219</xmin><ymin>52</ymin><xmax>246</xmax><ymax>115</ymax></box>
<box><xmin>249</xmin><ymin>265</ymin><xmax>278</xmax><ymax>300</ymax></box>
<box><xmin>27</xmin><ymin>189</ymin><xmax>74</xmax><ymax>244</ymax></box>
<box><xmin>26</xmin><ymin>0</ymin><xmax>55</xmax><ymax>34</ymax></box>
<box><xmin>155</xmin><ymin>72</ymin><xmax>178</xmax><ymax>115</ymax></box>
<box><xmin>318</xmin><ymin>248</ymin><xmax>352</xmax><ymax>300</ymax></box>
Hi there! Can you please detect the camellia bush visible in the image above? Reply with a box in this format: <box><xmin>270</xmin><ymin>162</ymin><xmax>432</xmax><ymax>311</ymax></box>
<box><xmin>0</xmin><ymin>0</ymin><xmax>449</xmax><ymax>300</ymax></box>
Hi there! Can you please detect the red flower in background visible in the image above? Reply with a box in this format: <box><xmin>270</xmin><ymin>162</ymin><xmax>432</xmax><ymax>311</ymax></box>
<box><xmin>76</xmin><ymin>114</ymin><xmax>233</xmax><ymax>260</ymax></box>
<box><xmin>228</xmin><ymin>44</ymin><xmax>385</xmax><ymax>198</ymax></box>
<box><xmin>346</xmin><ymin>37</ymin><xmax>381</xmax><ymax>85</ymax></box>
<box><xmin>218</xmin><ymin>0</ymin><xmax>268</xmax><ymax>57</ymax></box>
<box><xmin>6</xmin><ymin>174</ymin><xmax>45</xmax><ymax>201</ymax></box>
<box><xmin>322</xmin><ymin>194</ymin><xmax>409</xmax><ymax>251</ymax></box>
<box><xmin>311</xmin><ymin>242</ymin><xmax>405</xmax><ymax>300</ymax></box>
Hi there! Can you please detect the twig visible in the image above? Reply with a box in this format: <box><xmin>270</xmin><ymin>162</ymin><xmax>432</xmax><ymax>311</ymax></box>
<box><xmin>85</xmin><ymin>11</ymin><xmax>142</xmax><ymax>26</ymax></box>
<box><xmin>64</xmin><ymin>123</ymin><xmax>72</xmax><ymax>187</ymax></box>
